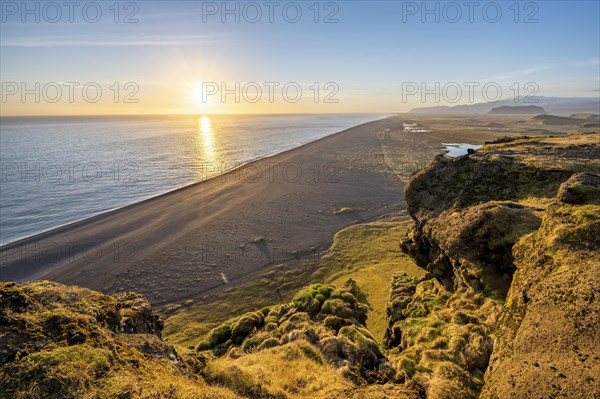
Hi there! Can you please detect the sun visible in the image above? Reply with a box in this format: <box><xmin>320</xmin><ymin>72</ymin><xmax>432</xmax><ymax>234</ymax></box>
<box><xmin>188</xmin><ymin>82</ymin><xmax>223</xmax><ymax>114</ymax></box>
<box><xmin>200</xmin><ymin>115</ymin><xmax>212</xmax><ymax>131</ymax></box>
<box><xmin>191</xmin><ymin>83</ymin><xmax>207</xmax><ymax>107</ymax></box>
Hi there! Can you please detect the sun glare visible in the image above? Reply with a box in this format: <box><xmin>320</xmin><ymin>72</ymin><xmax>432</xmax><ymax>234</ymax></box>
<box><xmin>196</xmin><ymin>115</ymin><xmax>216</xmax><ymax>170</ymax></box>
<box><xmin>189</xmin><ymin>82</ymin><xmax>216</xmax><ymax>113</ymax></box>
<box><xmin>200</xmin><ymin>115</ymin><xmax>212</xmax><ymax>131</ymax></box>
<box><xmin>192</xmin><ymin>85</ymin><xmax>205</xmax><ymax>107</ymax></box>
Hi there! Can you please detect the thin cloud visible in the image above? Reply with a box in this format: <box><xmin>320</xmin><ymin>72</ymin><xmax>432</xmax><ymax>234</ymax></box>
<box><xmin>480</xmin><ymin>65</ymin><xmax>552</xmax><ymax>82</ymax></box>
<box><xmin>0</xmin><ymin>35</ymin><xmax>218</xmax><ymax>47</ymax></box>
<box><xmin>565</xmin><ymin>58</ymin><xmax>600</xmax><ymax>67</ymax></box>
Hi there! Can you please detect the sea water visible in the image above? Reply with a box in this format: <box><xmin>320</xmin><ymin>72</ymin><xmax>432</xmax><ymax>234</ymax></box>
<box><xmin>0</xmin><ymin>114</ymin><xmax>386</xmax><ymax>245</ymax></box>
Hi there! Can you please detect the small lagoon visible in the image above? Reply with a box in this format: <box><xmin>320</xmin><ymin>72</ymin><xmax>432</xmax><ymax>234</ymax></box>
<box><xmin>442</xmin><ymin>143</ymin><xmax>483</xmax><ymax>157</ymax></box>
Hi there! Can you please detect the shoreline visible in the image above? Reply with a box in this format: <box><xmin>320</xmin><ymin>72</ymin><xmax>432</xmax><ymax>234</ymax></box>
<box><xmin>1</xmin><ymin>113</ymin><xmax>578</xmax><ymax>305</ymax></box>
<box><xmin>0</xmin><ymin>115</ymin><xmax>392</xmax><ymax>248</ymax></box>
<box><xmin>0</xmin><ymin>115</ymin><xmax>409</xmax><ymax>301</ymax></box>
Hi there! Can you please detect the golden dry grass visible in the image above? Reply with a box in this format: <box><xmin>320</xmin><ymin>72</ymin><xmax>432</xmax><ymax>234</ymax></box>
<box><xmin>204</xmin><ymin>340</ymin><xmax>353</xmax><ymax>399</ymax></box>
<box><xmin>316</xmin><ymin>217</ymin><xmax>426</xmax><ymax>341</ymax></box>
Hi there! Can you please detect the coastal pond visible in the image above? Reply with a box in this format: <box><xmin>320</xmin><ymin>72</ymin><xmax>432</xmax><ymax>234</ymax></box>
<box><xmin>442</xmin><ymin>143</ymin><xmax>483</xmax><ymax>157</ymax></box>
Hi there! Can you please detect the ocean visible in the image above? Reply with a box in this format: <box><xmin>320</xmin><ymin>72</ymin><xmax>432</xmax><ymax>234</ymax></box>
<box><xmin>0</xmin><ymin>114</ymin><xmax>386</xmax><ymax>245</ymax></box>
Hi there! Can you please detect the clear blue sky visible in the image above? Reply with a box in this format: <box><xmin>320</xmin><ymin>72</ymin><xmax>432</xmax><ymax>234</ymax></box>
<box><xmin>1</xmin><ymin>0</ymin><xmax>598</xmax><ymax>114</ymax></box>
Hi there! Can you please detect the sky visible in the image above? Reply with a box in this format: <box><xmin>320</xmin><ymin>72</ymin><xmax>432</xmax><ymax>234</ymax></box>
<box><xmin>1</xmin><ymin>0</ymin><xmax>599</xmax><ymax>115</ymax></box>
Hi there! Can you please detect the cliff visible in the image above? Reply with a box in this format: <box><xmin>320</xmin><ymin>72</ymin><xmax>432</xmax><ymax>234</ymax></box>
<box><xmin>481</xmin><ymin>172</ymin><xmax>600</xmax><ymax>398</ymax></box>
<box><xmin>400</xmin><ymin>133</ymin><xmax>600</xmax><ymax>397</ymax></box>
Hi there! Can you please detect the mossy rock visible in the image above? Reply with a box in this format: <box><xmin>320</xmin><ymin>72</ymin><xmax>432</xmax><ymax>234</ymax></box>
<box><xmin>227</xmin><ymin>346</ymin><xmax>244</xmax><ymax>359</ymax></box>
<box><xmin>296</xmin><ymin>340</ymin><xmax>324</xmax><ymax>364</ymax></box>
<box><xmin>343</xmin><ymin>278</ymin><xmax>368</xmax><ymax>304</ymax></box>
<box><xmin>241</xmin><ymin>337</ymin><xmax>261</xmax><ymax>352</ymax></box>
<box><xmin>256</xmin><ymin>337</ymin><xmax>281</xmax><ymax>351</ymax></box>
<box><xmin>316</xmin><ymin>285</ymin><xmax>335</xmax><ymax>298</ymax></box>
<box><xmin>212</xmin><ymin>339</ymin><xmax>234</xmax><ymax>356</ymax></box>
<box><xmin>196</xmin><ymin>340</ymin><xmax>212</xmax><ymax>351</ymax></box>
<box><xmin>278</xmin><ymin>312</ymin><xmax>310</xmax><ymax>333</ymax></box>
<box><xmin>323</xmin><ymin>315</ymin><xmax>351</xmax><ymax>332</ymax></box>
<box><xmin>231</xmin><ymin>312</ymin><xmax>264</xmax><ymax>344</ymax></box>
<box><xmin>264</xmin><ymin>307</ymin><xmax>281</xmax><ymax>325</ymax></box>
<box><xmin>292</xmin><ymin>290</ymin><xmax>322</xmax><ymax>315</ymax></box>
<box><xmin>452</xmin><ymin>311</ymin><xmax>479</xmax><ymax>325</ymax></box>
<box><xmin>206</xmin><ymin>323</ymin><xmax>233</xmax><ymax>348</ymax></box>
<box><xmin>258</xmin><ymin>306</ymin><xmax>273</xmax><ymax>318</ymax></box>
<box><xmin>0</xmin><ymin>282</ymin><xmax>38</xmax><ymax>313</ymax></box>
<box><xmin>427</xmin><ymin>361</ymin><xmax>481</xmax><ymax>399</ymax></box>
<box><xmin>396</xmin><ymin>356</ymin><xmax>417</xmax><ymax>379</ymax></box>
<box><xmin>383</xmin><ymin>321</ymin><xmax>403</xmax><ymax>349</ymax></box>
<box><xmin>0</xmin><ymin>281</ymin><xmax>235</xmax><ymax>398</ymax></box>
<box><xmin>319</xmin><ymin>335</ymin><xmax>359</xmax><ymax>367</ymax></box>
<box><xmin>338</xmin><ymin>326</ymin><xmax>382</xmax><ymax>358</ymax></box>
<box><xmin>320</xmin><ymin>298</ymin><xmax>354</xmax><ymax>319</ymax></box>
<box><xmin>557</xmin><ymin>173</ymin><xmax>600</xmax><ymax>205</ymax></box>
<box><xmin>281</xmin><ymin>329</ymin><xmax>309</xmax><ymax>344</ymax></box>
<box><xmin>1</xmin><ymin>346</ymin><xmax>111</xmax><ymax>399</ymax></box>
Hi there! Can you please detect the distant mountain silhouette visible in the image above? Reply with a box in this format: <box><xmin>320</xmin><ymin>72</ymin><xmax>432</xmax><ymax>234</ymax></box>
<box><xmin>531</xmin><ymin>113</ymin><xmax>599</xmax><ymax>127</ymax></box>
<box><xmin>409</xmin><ymin>96</ymin><xmax>600</xmax><ymax>115</ymax></box>
<box><xmin>488</xmin><ymin>105</ymin><xmax>545</xmax><ymax>114</ymax></box>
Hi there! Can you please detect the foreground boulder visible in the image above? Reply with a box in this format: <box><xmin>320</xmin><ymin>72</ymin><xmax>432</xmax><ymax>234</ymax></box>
<box><xmin>0</xmin><ymin>281</ymin><xmax>237</xmax><ymax>399</ymax></box>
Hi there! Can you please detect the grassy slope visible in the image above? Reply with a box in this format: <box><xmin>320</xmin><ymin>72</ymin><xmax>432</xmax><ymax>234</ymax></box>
<box><xmin>164</xmin><ymin>214</ymin><xmax>424</xmax><ymax>347</ymax></box>
<box><xmin>204</xmin><ymin>341</ymin><xmax>353</xmax><ymax>399</ymax></box>
<box><xmin>163</xmin><ymin>259</ymin><xmax>317</xmax><ymax>348</ymax></box>
<box><xmin>315</xmin><ymin>217</ymin><xmax>426</xmax><ymax>340</ymax></box>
